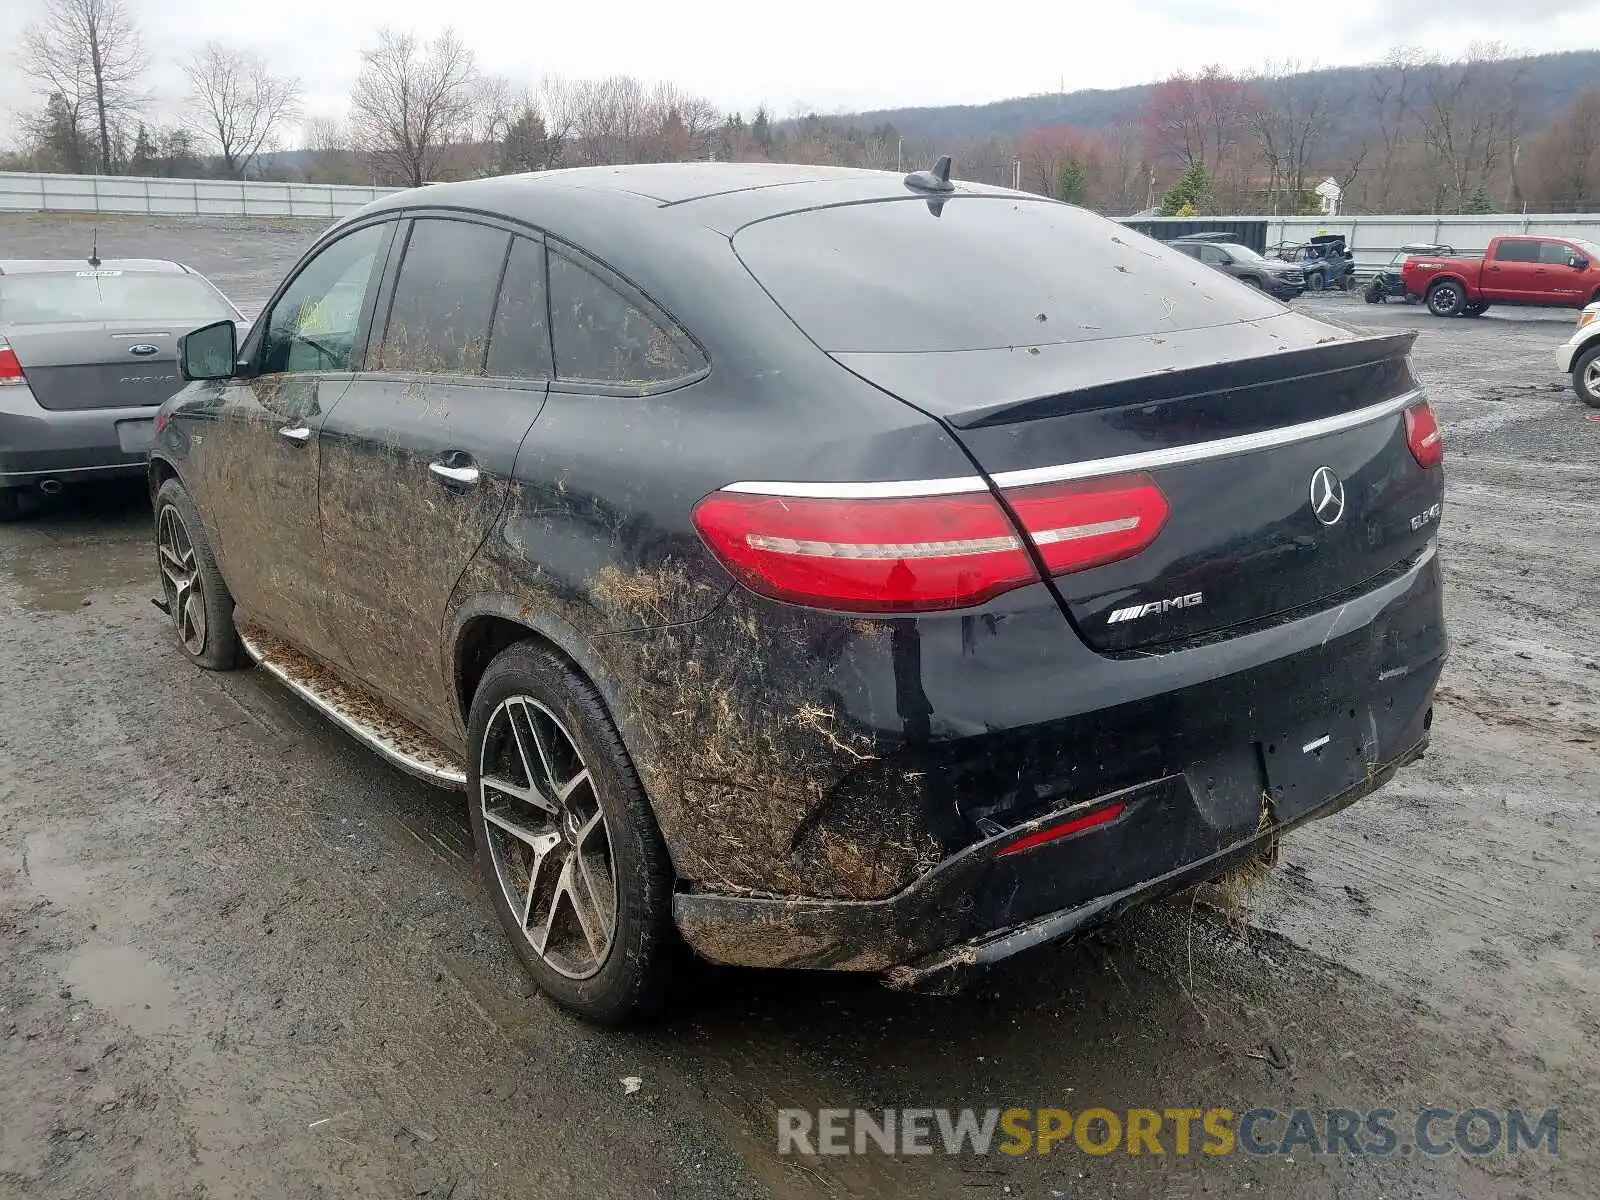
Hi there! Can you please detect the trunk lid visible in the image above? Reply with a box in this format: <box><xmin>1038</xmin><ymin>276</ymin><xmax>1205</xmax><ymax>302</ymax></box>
<box><xmin>6</xmin><ymin>321</ymin><xmax>191</xmax><ymax>411</ymax></box>
<box><xmin>834</xmin><ymin>324</ymin><xmax>1439</xmax><ymax>652</ymax></box>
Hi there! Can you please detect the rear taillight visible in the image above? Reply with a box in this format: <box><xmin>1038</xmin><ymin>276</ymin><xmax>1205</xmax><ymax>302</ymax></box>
<box><xmin>0</xmin><ymin>342</ymin><xmax>24</xmax><ymax>386</ymax></box>
<box><xmin>1404</xmin><ymin>400</ymin><xmax>1443</xmax><ymax>469</ymax></box>
<box><xmin>691</xmin><ymin>472</ymin><xmax>1169</xmax><ymax>614</ymax></box>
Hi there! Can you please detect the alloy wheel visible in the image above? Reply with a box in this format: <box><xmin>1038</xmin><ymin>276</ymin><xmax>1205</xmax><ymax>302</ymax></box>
<box><xmin>157</xmin><ymin>505</ymin><xmax>207</xmax><ymax>655</ymax></box>
<box><xmin>479</xmin><ymin>696</ymin><xmax>618</xmax><ymax>980</ymax></box>
<box><xmin>1584</xmin><ymin>357</ymin><xmax>1600</xmax><ymax>398</ymax></box>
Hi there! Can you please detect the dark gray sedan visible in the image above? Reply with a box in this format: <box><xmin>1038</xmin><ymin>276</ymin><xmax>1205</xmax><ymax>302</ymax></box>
<box><xmin>0</xmin><ymin>258</ymin><xmax>245</xmax><ymax>518</ymax></box>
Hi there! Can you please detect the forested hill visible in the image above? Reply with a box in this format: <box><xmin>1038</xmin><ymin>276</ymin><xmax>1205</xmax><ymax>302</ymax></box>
<box><xmin>815</xmin><ymin>50</ymin><xmax>1600</xmax><ymax>151</ymax></box>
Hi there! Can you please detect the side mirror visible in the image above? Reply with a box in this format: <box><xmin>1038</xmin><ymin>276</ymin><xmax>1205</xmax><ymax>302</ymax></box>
<box><xmin>1573</xmin><ymin>256</ymin><xmax>1589</xmax><ymax>271</ymax></box>
<box><xmin>180</xmin><ymin>319</ymin><xmax>237</xmax><ymax>381</ymax></box>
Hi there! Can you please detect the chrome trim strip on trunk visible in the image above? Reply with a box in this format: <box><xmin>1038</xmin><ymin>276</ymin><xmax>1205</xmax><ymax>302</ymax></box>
<box><xmin>721</xmin><ymin>389</ymin><xmax>1425</xmax><ymax>499</ymax></box>
<box><xmin>238</xmin><ymin>630</ymin><xmax>467</xmax><ymax>788</ymax></box>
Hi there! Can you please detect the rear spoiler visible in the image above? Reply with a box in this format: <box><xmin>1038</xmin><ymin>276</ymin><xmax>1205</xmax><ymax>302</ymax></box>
<box><xmin>955</xmin><ymin>331</ymin><xmax>1419</xmax><ymax>430</ymax></box>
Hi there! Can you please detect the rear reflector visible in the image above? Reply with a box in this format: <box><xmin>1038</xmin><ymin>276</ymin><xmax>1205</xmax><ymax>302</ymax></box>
<box><xmin>997</xmin><ymin>800</ymin><xmax>1128</xmax><ymax>857</ymax></box>
<box><xmin>0</xmin><ymin>343</ymin><xmax>23</xmax><ymax>386</ymax></box>
<box><xmin>1404</xmin><ymin>400</ymin><xmax>1443</xmax><ymax>468</ymax></box>
<box><xmin>693</xmin><ymin>473</ymin><xmax>1169</xmax><ymax>613</ymax></box>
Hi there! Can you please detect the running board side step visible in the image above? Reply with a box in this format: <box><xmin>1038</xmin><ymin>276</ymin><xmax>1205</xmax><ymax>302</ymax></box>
<box><xmin>238</xmin><ymin>624</ymin><xmax>468</xmax><ymax>788</ymax></box>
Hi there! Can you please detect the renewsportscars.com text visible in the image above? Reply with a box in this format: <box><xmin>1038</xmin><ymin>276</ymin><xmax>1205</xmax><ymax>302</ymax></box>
<box><xmin>777</xmin><ymin>1106</ymin><xmax>1558</xmax><ymax>1158</ymax></box>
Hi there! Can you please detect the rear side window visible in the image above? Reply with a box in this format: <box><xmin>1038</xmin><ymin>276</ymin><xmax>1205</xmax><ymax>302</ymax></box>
<box><xmin>378</xmin><ymin>218</ymin><xmax>510</xmax><ymax>375</ymax></box>
<box><xmin>733</xmin><ymin>196</ymin><xmax>1284</xmax><ymax>353</ymax></box>
<box><xmin>548</xmin><ymin>249</ymin><xmax>703</xmax><ymax>386</ymax></box>
<box><xmin>486</xmin><ymin>237</ymin><xmax>553</xmax><ymax>380</ymax></box>
<box><xmin>1492</xmin><ymin>240</ymin><xmax>1538</xmax><ymax>263</ymax></box>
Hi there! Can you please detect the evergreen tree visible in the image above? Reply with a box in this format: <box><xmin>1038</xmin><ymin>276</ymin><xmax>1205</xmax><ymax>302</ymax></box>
<box><xmin>1057</xmin><ymin>157</ymin><xmax>1087</xmax><ymax>204</ymax></box>
<box><xmin>1160</xmin><ymin>161</ymin><xmax>1211</xmax><ymax>216</ymax></box>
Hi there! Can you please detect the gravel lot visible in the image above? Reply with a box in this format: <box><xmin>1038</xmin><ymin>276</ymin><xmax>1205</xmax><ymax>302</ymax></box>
<box><xmin>1</xmin><ymin>213</ymin><xmax>1597</xmax><ymax>1199</ymax></box>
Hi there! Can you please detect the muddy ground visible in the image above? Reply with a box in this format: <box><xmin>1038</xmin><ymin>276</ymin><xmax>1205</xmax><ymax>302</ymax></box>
<box><xmin>1</xmin><ymin>214</ymin><xmax>1596</xmax><ymax>1199</ymax></box>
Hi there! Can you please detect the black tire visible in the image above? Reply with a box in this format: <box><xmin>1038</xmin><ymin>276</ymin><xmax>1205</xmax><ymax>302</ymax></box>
<box><xmin>1364</xmin><ymin>285</ymin><xmax>1381</xmax><ymax>304</ymax></box>
<box><xmin>154</xmin><ymin>477</ymin><xmax>240</xmax><ymax>670</ymax></box>
<box><xmin>1427</xmin><ymin>279</ymin><xmax>1466</xmax><ymax>318</ymax></box>
<box><xmin>0</xmin><ymin>488</ymin><xmax>20</xmax><ymax>522</ymax></box>
<box><xmin>466</xmin><ymin>641</ymin><xmax>679</xmax><ymax>1025</ymax></box>
<box><xmin>1307</xmin><ymin>271</ymin><xmax>1325</xmax><ymax>292</ymax></box>
<box><xmin>1574</xmin><ymin>344</ymin><xmax>1600</xmax><ymax>409</ymax></box>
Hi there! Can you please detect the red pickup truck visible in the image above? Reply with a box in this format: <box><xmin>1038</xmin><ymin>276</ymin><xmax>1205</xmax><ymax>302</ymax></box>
<box><xmin>1403</xmin><ymin>235</ymin><xmax>1600</xmax><ymax>318</ymax></box>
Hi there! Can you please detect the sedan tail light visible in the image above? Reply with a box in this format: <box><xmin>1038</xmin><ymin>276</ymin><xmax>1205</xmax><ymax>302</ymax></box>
<box><xmin>0</xmin><ymin>341</ymin><xmax>24</xmax><ymax>386</ymax></box>
<box><xmin>1404</xmin><ymin>400</ymin><xmax>1443</xmax><ymax>469</ymax></box>
<box><xmin>691</xmin><ymin>472</ymin><xmax>1169</xmax><ymax>614</ymax></box>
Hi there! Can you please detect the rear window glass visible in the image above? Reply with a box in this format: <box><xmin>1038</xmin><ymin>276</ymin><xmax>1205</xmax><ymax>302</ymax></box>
<box><xmin>733</xmin><ymin>196</ymin><xmax>1284</xmax><ymax>353</ymax></box>
<box><xmin>548</xmin><ymin>249</ymin><xmax>703</xmax><ymax>386</ymax></box>
<box><xmin>0</xmin><ymin>272</ymin><xmax>234</xmax><ymax>326</ymax></box>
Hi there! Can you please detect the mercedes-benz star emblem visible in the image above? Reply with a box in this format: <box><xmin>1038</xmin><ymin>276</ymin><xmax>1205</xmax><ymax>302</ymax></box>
<box><xmin>1309</xmin><ymin>466</ymin><xmax>1346</xmax><ymax>526</ymax></box>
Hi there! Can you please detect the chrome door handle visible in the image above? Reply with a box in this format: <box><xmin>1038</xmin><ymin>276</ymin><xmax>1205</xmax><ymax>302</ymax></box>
<box><xmin>278</xmin><ymin>425</ymin><xmax>311</xmax><ymax>443</ymax></box>
<box><xmin>429</xmin><ymin>461</ymin><xmax>480</xmax><ymax>487</ymax></box>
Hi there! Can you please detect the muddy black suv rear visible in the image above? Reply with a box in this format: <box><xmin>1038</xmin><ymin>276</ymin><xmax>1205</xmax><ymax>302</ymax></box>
<box><xmin>150</xmin><ymin>164</ymin><xmax>1445</xmax><ymax>1022</ymax></box>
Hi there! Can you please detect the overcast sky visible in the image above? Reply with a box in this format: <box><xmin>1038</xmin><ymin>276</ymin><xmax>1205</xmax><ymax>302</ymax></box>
<box><xmin>3</xmin><ymin>0</ymin><xmax>1597</xmax><ymax>137</ymax></box>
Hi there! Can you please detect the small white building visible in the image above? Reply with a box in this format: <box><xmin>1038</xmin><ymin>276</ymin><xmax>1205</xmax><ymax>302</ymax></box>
<box><xmin>1315</xmin><ymin>177</ymin><xmax>1343</xmax><ymax>216</ymax></box>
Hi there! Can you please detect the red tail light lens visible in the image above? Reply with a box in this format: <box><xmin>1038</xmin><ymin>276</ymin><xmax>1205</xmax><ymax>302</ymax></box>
<box><xmin>692</xmin><ymin>472</ymin><xmax>1169</xmax><ymax>614</ymax></box>
<box><xmin>1404</xmin><ymin>400</ymin><xmax>1443</xmax><ymax>468</ymax></box>
<box><xmin>0</xmin><ymin>344</ymin><xmax>24</xmax><ymax>386</ymax></box>
<box><xmin>691</xmin><ymin>490</ymin><xmax>1039</xmax><ymax>612</ymax></box>
<box><xmin>1003</xmin><ymin>473</ymin><xmax>1170</xmax><ymax>576</ymax></box>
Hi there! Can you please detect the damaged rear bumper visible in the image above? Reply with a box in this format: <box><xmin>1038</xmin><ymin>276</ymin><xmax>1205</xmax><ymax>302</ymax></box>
<box><xmin>674</xmin><ymin>730</ymin><xmax>1430</xmax><ymax>989</ymax></box>
<box><xmin>671</xmin><ymin>544</ymin><xmax>1445</xmax><ymax>988</ymax></box>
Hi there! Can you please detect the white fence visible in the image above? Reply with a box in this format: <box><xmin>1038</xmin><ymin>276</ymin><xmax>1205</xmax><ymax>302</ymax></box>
<box><xmin>6</xmin><ymin>170</ymin><xmax>1600</xmax><ymax>262</ymax></box>
<box><xmin>0</xmin><ymin>171</ymin><xmax>400</xmax><ymax>220</ymax></box>
<box><xmin>1263</xmin><ymin>213</ymin><xmax>1600</xmax><ymax>269</ymax></box>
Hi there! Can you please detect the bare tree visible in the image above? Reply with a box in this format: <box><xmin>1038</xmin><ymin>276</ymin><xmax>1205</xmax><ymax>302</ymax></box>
<box><xmin>300</xmin><ymin>116</ymin><xmax>363</xmax><ymax>184</ymax></box>
<box><xmin>1523</xmin><ymin>85</ymin><xmax>1600</xmax><ymax>210</ymax></box>
<box><xmin>18</xmin><ymin>0</ymin><xmax>148</xmax><ymax>173</ymax></box>
<box><xmin>1417</xmin><ymin>43</ymin><xmax>1520</xmax><ymax>212</ymax></box>
<box><xmin>1366</xmin><ymin>49</ymin><xmax>1422</xmax><ymax>211</ymax></box>
<box><xmin>348</xmin><ymin>28</ymin><xmax>477</xmax><ymax>187</ymax></box>
<box><xmin>182</xmin><ymin>43</ymin><xmax>300</xmax><ymax>179</ymax></box>
<box><xmin>1249</xmin><ymin>61</ymin><xmax>1333</xmax><ymax>213</ymax></box>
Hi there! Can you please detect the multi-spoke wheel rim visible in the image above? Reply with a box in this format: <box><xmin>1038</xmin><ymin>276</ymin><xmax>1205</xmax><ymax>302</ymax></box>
<box><xmin>1584</xmin><ymin>358</ymin><xmax>1600</xmax><ymax>397</ymax></box>
<box><xmin>157</xmin><ymin>505</ymin><xmax>206</xmax><ymax>655</ymax></box>
<box><xmin>479</xmin><ymin>697</ymin><xmax>617</xmax><ymax>980</ymax></box>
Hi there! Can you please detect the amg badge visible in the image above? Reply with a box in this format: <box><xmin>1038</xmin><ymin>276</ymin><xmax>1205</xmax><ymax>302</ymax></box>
<box><xmin>1107</xmin><ymin>592</ymin><xmax>1204</xmax><ymax>624</ymax></box>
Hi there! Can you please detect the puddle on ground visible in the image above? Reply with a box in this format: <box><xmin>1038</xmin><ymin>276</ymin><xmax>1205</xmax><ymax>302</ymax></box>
<box><xmin>63</xmin><ymin>942</ymin><xmax>185</xmax><ymax>1038</ymax></box>
<box><xmin>1</xmin><ymin>536</ymin><xmax>151</xmax><ymax>612</ymax></box>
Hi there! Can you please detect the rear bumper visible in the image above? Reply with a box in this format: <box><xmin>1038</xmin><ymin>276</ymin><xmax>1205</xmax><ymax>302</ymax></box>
<box><xmin>0</xmin><ymin>385</ymin><xmax>155</xmax><ymax>487</ymax></box>
<box><xmin>672</xmin><ymin>543</ymin><xmax>1446</xmax><ymax>981</ymax></box>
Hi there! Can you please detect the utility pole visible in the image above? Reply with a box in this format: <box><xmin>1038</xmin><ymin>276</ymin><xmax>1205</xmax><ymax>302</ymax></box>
<box><xmin>897</xmin><ymin>137</ymin><xmax>903</xmax><ymax>173</ymax></box>
<box><xmin>1012</xmin><ymin>158</ymin><xmax>1021</xmax><ymax>190</ymax></box>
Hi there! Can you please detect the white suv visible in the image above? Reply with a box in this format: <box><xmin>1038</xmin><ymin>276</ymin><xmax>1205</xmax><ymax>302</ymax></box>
<box><xmin>1556</xmin><ymin>302</ymin><xmax>1600</xmax><ymax>408</ymax></box>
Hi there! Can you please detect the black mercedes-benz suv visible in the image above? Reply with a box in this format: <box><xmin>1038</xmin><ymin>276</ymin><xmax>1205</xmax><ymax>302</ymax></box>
<box><xmin>150</xmin><ymin>161</ymin><xmax>1447</xmax><ymax>1023</ymax></box>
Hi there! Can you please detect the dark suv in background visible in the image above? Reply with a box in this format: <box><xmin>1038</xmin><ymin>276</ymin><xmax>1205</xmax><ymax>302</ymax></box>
<box><xmin>1169</xmin><ymin>235</ymin><xmax>1307</xmax><ymax>299</ymax></box>
<box><xmin>151</xmin><ymin>163</ymin><xmax>1446</xmax><ymax>1023</ymax></box>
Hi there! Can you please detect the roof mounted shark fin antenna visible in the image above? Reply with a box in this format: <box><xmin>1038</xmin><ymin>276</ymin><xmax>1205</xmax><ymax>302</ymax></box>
<box><xmin>903</xmin><ymin>155</ymin><xmax>954</xmax><ymax>194</ymax></box>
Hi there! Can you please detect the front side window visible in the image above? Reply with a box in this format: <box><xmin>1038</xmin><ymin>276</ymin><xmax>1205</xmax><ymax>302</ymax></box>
<box><xmin>1539</xmin><ymin>241</ymin><xmax>1579</xmax><ymax>267</ymax></box>
<box><xmin>1493</xmin><ymin>240</ymin><xmax>1538</xmax><ymax>263</ymax></box>
<box><xmin>261</xmin><ymin>223</ymin><xmax>389</xmax><ymax>375</ymax></box>
<box><xmin>377</xmin><ymin>218</ymin><xmax>511</xmax><ymax>375</ymax></box>
<box><xmin>548</xmin><ymin>249</ymin><xmax>703</xmax><ymax>386</ymax></box>
<box><xmin>1199</xmin><ymin>245</ymin><xmax>1229</xmax><ymax>266</ymax></box>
